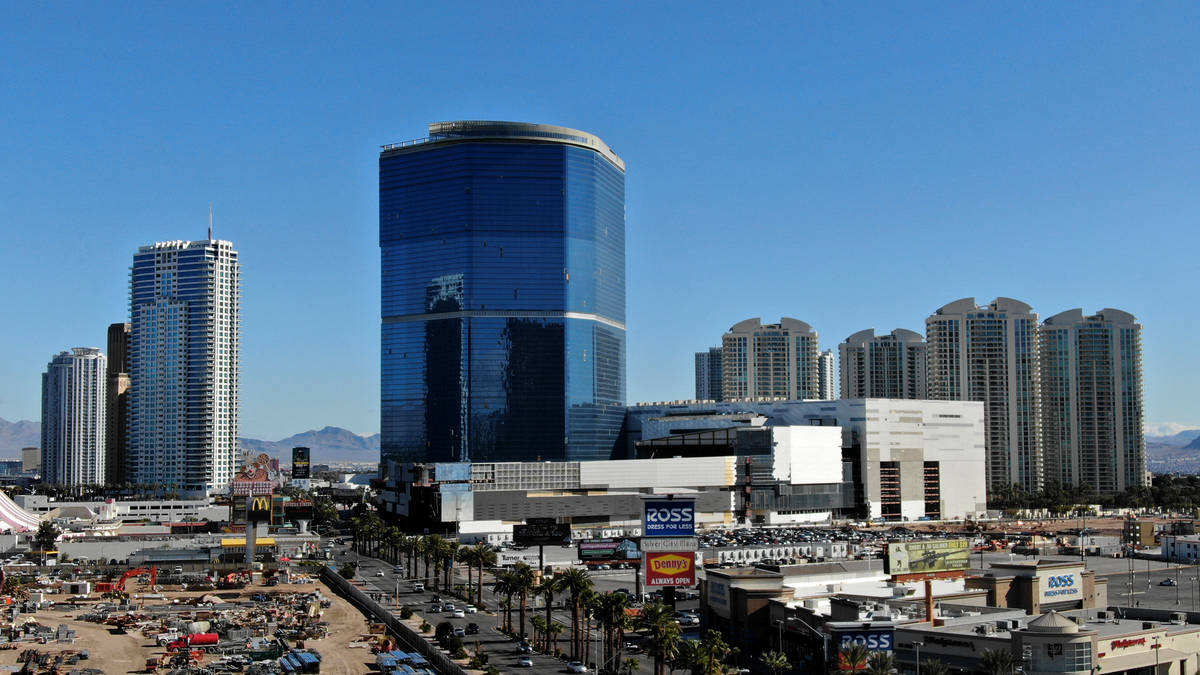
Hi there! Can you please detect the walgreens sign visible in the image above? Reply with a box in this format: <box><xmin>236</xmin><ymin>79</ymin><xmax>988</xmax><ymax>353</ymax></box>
<box><xmin>644</xmin><ymin>552</ymin><xmax>696</xmax><ymax>587</ymax></box>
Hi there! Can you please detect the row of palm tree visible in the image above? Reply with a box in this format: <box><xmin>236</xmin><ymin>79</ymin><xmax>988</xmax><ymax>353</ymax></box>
<box><xmin>838</xmin><ymin>642</ymin><xmax>995</xmax><ymax>674</ymax></box>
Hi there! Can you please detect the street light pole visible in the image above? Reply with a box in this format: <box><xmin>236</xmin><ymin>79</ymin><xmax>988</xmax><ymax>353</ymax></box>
<box><xmin>913</xmin><ymin>641</ymin><xmax>923</xmax><ymax>675</ymax></box>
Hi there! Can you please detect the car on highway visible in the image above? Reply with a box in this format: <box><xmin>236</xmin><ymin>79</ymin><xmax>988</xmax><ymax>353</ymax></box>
<box><xmin>1161</xmin><ymin>578</ymin><xmax>1178</xmax><ymax>586</ymax></box>
<box><xmin>444</xmin><ymin>603</ymin><xmax>456</xmax><ymax>611</ymax></box>
<box><xmin>675</xmin><ymin>612</ymin><xmax>700</xmax><ymax>626</ymax></box>
<box><xmin>376</xmin><ymin>571</ymin><xmax>385</xmax><ymax>577</ymax></box>
<box><xmin>466</xmin><ymin>623</ymin><xmax>480</xmax><ymax>635</ymax></box>
<box><xmin>518</xmin><ymin>656</ymin><xmax>534</xmax><ymax>667</ymax></box>
<box><xmin>516</xmin><ymin>640</ymin><xmax>533</xmax><ymax>654</ymax></box>
<box><xmin>412</xmin><ymin>582</ymin><xmax>425</xmax><ymax>592</ymax></box>
<box><xmin>567</xmin><ymin>661</ymin><xmax>588</xmax><ymax>673</ymax></box>
<box><xmin>430</xmin><ymin>604</ymin><xmax>443</xmax><ymax>613</ymax></box>
<box><xmin>453</xmin><ymin>627</ymin><xmax>466</xmax><ymax>638</ymax></box>
<box><xmin>465</xmin><ymin>605</ymin><xmax>478</xmax><ymax>614</ymax></box>
<box><xmin>453</xmin><ymin>610</ymin><xmax>465</xmax><ymax>618</ymax></box>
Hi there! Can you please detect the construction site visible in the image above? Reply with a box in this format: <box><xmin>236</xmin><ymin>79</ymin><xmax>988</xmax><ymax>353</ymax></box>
<box><xmin>0</xmin><ymin>565</ymin><xmax>411</xmax><ymax>675</ymax></box>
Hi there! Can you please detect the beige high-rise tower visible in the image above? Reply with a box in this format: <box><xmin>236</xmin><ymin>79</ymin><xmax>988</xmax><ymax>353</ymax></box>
<box><xmin>721</xmin><ymin>317</ymin><xmax>821</xmax><ymax>401</ymax></box>
<box><xmin>1041</xmin><ymin>308</ymin><xmax>1146</xmax><ymax>493</ymax></box>
<box><xmin>926</xmin><ymin>298</ymin><xmax>1043</xmax><ymax>493</ymax></box>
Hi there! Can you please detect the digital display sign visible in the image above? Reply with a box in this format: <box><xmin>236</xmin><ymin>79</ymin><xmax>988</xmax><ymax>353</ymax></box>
<box><xmin>292</xmin><ymin>447</ymin><xmax>311</xmax><ymax>480</ymax></box>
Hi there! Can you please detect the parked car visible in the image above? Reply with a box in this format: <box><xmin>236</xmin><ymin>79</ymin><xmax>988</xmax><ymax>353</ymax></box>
<box><xmin>1161</xmin><ymin>578</ymin><xmax>1178</xmax><ymax>586</ymax></box>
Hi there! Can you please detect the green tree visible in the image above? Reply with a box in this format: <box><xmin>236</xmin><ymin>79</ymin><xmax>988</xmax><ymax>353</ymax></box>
<box><xmin>34</xmin><ymin>521</ymin><xmax>60</xmax><ymax>563</ymax></box>
<box><xmin>978</xmin><ymin>648</ymin><xmax>1015</xmax><ymax>675</ymax></box>
<box><xmin>494</xmin><ymin>570</ymin><xmax>517</xmax><ymax>634</ymax></box>
<box><xmin>623</xmin><ymin>657</ymin><xmax>641</xmax><ymax>675</ymax></box>
<box><xmin>920</xmin><ymin>659</ymin><xmax>949</xmax><ymax>675</ymax></box>
<box><xmin>511</xmin><ymin>563</ymin><xmax>537</xmax><ymax>640</ymax></box>
<box><xmin>837</xmin><ymin>643</ymin><xmax>868</xmax><ymax>672</ymax></box>
<box><xmin>563</xmin><ymin>567</ymin><xmax>595</xmax><ymax>660</ymax></box>
<box><xmin>865</xmin><ymin>650</ymin><xmax>895</xmax><ymax>675</ymax></box>
<box><xmin>692</xmin><ymin>630</ymin><xmax>733</xmax><ymax>675</ymax></box>
<box><xmin>759</xmin><ymin>651</ymin><xmax>790</xmax><ymax>675</ymax></box>
<box><xmin>637</xmin><ymin>602</ymin><xmax>681</xmax><ymax>675</ymax></box>
<box><xmin>339</xmin><ymin>562</ymin><xmax>357</xmax><ymax>579</ymax></box>
<box><xmin>474</xmin><ymin>544</ymin><xmax>497</xmax><ymax>609</ymax></box>
<box><xmin>596</xmin><ymin>592</ymin><xmax>632</xmax><ymax>672</ymax></box>
<box><xmin>538</xmin><ymin>572</ymin><xmax>568</xmax><ymax>653</ymax></box>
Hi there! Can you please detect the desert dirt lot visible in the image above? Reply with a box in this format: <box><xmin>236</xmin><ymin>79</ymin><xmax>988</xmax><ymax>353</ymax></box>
<box><xmin>0</xmin><ymin>578</ymin><xmax>376</xmax><ymax>675</ymax></box>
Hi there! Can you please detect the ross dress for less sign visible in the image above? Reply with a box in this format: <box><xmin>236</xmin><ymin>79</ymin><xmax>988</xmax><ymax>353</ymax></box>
<box><xmin>643</xmin><ymin>500</ymin><xmax>696</xmax><ymax>537</ymax></box>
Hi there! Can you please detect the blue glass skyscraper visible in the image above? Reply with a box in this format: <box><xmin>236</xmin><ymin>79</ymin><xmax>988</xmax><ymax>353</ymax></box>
<box><xmin>380</xmin><ymin>121</ymin><xmax>626</xmax><ymax>468</ymax></box>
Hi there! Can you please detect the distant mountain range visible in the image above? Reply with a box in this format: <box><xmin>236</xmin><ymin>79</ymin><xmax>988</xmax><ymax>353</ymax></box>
<box><xmin>0</xmin><ymin>417</ymin><xmax>378</xmax><ymax>465</ymax></box>
<box><xmin>0</xmin><ymin>418</ymin><xmax>39</xmax><ymax>455</ymax></box>
<box><xmin>4</xmin><ymin>414</ymin><xmax>1200</xmax><ymax>472</ymax></box>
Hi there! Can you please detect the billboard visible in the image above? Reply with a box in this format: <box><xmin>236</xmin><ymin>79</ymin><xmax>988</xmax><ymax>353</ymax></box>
<box><xmin>513</xmin><ymin>522</ymin><xmax>571</xmax><ymax>547</ymax></box>
<box><xmin>885</xmin><ymin>539</ymin><xmax>970</xmax><ymax>575</ymax></box>
<box><xmin>285</xmin><ymin>500</ymin><xmax>314</xmax><ymax>522</ymax></box>
<box><xmin>827</xmin><ymin>623</ymin><xmax>895</xmax><ymax>653</ymax></box>
<box><xmin>579</xmin><ymin>538</ymin><xmax>640</xmax><ymax>563</ymax></box>
<box><xmin>292</xmin><ymin>447</ymin><xmax>311</xmax><ymax>479</ymax></box>
<box><xmin>644</xmin><ymin>552</ymin><xmax>695</xmax><ymax>587</ymax></box>
<box><xmin>247</xmin><ymin>494</ymin><xmax>273</xmax><ymax>523</ymax></box>
<box><xmin>642</xmin><ymin>499</ymin><xmax>696</xmax><ymax>538</ymax></box>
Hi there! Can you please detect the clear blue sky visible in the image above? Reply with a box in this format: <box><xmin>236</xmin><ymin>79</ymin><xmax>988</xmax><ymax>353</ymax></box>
<box><xmin>2</xmin><ymin>3</ymin><xmax>1197</xmax><ymax>439</ymax></box>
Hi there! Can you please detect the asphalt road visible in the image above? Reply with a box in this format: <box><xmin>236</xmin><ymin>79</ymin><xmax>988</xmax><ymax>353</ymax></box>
<box><xmin>329</xmin><ymin>542</ymin><xmax>699</xmax><ymax>675</ymax></box>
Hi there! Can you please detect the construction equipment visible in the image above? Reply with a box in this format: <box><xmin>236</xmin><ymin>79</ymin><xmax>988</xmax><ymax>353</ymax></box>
<box><xmin>166</xmin><ymin>632</ymin><xmax>219</xmax><ymax>652</ymax></box>
<box><xmin>113</xmin><ymin>567</ymin><xmax>158</xmax><ymax>592</ymax></box>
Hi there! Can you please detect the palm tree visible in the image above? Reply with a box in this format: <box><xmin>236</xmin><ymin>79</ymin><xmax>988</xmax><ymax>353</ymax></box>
<box><xmin>920</xmin><ymin>659</ymin><xmax>949</xmax><ymax>675</ymax></box>
<box><xmin>538</xmin><ymin>573</ymin><xmax>568</xmax><ymax>653</ymax></box>
<box><xmin>596</xmin><ymin>592</ymin><xmax>632</xmax><ymax>672</ymax></box>
<box><xmin>759</xmin><ymin>651</ymin><xmax>790</xmax><ymax>675</ymax></box>
<box><xmin>532</xmin><ymin>614</ymin><xmax>548</xmax><ymax>651</ymax></box>
<box><xmin>837</xmin><ymin>643</ymin><xmax>869</xmax><ymax>672</ymax></box>
<box><xmin>474</xmin><ymin>544</ymin><xmax>497</xmax><ymax>609</ymax></box>
<box><xmin>493</xmin><ymin>571</ymin><xmax>517</xmax><ymax>634</ymax></box>
<box><xmin>670</xmin><ymin>638</ymin><xmax>701</xmax><ymax>675</ymax></box>
<box><xmin>866</xmin><ymin>650</ymin><xmax>895</xmax><ymax>675</ymax></box>
<box><xmin>400</xmin><ymin>536</ymin><xmax>417</xmax><ymax>579</ymax></box>
<box><xmin>580</xmin><ymin>589</ymin><xmax>599</xmax><ymax>671</ymax></box>
<box><xmin>622</xmin><ymin>657</ymin><xmax>641</xmax><ymax>675</ymax></box>
<box><xmin>458</xmin><ymin>546</ymin><xmax>478</xmax><ymax>604</ymax></box>
<box><xmin>562</xmin><ymin>567</ymin><xmax>594</xmax><ymax>660</ymax></box>
<box><xmin>979</xmin><ymin>649</ymin><xmax>1015</xmax><ymax>675</ymax></box>
<box><xmin>693</xmin><ymin>630</ymin><xmax>733</xmax><ymax>675</ymax></box>
<box><xmin>511</xmin><ymin>563</ymin><xmax>537</xmax><ymax>640</ymax></box>
<box><xmin>441</xmin><ymin>538</ymin><xmax>460</xmax><ymax>592</ymax></box>
<box><xmin>637</xmin><ymin>602</ymin><xmax>681</xmax><ymax>675</ymax></box>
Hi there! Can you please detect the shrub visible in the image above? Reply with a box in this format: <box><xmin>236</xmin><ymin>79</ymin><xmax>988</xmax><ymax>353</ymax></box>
<box><xmin>338</xmin><ymin>563</ymin><xmax>357</xmax><ymax>579</ymax></box>
<box><xmin>419</xmin><ymin>621</ymin><xmax>432</xmax><ymax>633</ymax></box>
<box><xmin>399</xmin><ymin>606</ymin><xmax>413</xmax><ymax>619</ymax></box>
<box><xmin>435</xmin><ymin>622</ymin><xmax>454</xmax><ymax>643</ymax></box>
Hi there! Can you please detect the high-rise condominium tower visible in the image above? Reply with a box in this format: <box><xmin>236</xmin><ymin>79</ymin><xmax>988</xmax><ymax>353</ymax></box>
<box><xmin>42</xmin><ymin>348</ymin><xmax>107</xmax><ymax>485</ymax></box>
<box><xmin>1041</xmin><ymin>308</ymin><xmax>1146</xmax><ymax>493</ymax></box>
<box><xmin>817</xmin><ymin>349</ymin><xmax>836</xmax><ymax>400</ymax></box>
<box><xmin>926</xmin><ymin>298</ymin><xmax>1042</xmax><ymax>493</ymax></box>
<box><xmin>694</xmin><ymin>346</ymin><xmax>724</xmax><ymax>401</ymax></box>
<box><xmin>721</xmin><ymin>318</ymin><xmax>820</xmax><ymax>400</ymax></box>
<box><xmin>129</xmin><ymin>239</ymin><xmax>240</xmax><ymax>496</ymax></box>
<box><xmin>105</xmin><ymin>322</ymin><xmax>131</xmax><ymax>486</ymax></box>
<box><xmin>379</xmin><ymin>121</ymin><xmax>626</xmax><ymax>467</ymax></box>
<box><xmin>839</xmin><ymin>328</ymin><xmax>927</xmax><ymax>399</ymax></box>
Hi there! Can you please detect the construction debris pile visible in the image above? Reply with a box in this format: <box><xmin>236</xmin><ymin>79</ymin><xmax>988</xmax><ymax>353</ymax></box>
<box><xmin>72</xmin><ymin>588</ymin><xmax>332</xmax><ymax>674</ymax></box>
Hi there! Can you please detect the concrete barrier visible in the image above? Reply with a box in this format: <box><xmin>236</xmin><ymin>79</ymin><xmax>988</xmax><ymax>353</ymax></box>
<box><xmin>319</xmin><ymin>567</ymin><xmax>469</xmax><ymax>675</ymax></box>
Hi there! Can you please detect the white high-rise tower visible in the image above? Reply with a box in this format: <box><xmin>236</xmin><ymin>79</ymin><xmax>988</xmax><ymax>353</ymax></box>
<box><xmin>128</xmin><ymin>239</ymin><xmax>240</xmax><ymax>497</ymax></box>
<box><xmin>42</xmin><ymin>348</ymin><xmax>107</xmax><ymax>485</ymax></box>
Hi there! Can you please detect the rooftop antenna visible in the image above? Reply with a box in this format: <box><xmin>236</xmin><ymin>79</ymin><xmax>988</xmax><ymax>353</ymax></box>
<box><xmin>208</xmin><ymin>202</ymin><xmax>213</xmax><ymax>241</ymax></box>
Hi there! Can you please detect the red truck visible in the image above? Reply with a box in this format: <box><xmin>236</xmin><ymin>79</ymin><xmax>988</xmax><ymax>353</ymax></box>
<box><xmin>166</xmin><ymin>633</ymin><xmax>219</xmax><ymax>652</ymax></box>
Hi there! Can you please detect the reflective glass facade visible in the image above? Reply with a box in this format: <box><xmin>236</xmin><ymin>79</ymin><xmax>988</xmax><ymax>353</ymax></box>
<box><xmin>380</xmin><ymin>123</ymin><xmax>626</xmax><ymax>469</ymax></box>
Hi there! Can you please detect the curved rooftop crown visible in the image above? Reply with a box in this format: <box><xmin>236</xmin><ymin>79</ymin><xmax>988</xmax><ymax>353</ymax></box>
<box><xmin>382</xmin><ymin>120</ymin><xmax>624</xmax><ymax>171</ymax></box>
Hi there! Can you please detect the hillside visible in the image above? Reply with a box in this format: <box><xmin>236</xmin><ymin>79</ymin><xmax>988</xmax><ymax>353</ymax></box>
<box><xmin>0</xmin><ymin>418</ymin><xmax>39</xmax><ymax>455</ymax></box>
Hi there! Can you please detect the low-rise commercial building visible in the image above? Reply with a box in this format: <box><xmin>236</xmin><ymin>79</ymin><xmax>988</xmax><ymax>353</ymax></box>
<box><xmin>964</xmin><ymin>560</ymin><xmax>1107</xmax><ymax>614</ymax></box>
<box><xmin>13</xmin><ymin>495</ymin><xmax>228</xmax><ymax>523</ymax></box>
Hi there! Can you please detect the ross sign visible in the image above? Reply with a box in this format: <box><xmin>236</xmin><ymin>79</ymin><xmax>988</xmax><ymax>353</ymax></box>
<box><xmin>826</xmin><ymin>622</ymin><xmax>895</xmax><ymax>661</ymax></box>
<box><xmin>1038</xmin><ymin>568</ymin><xmax>1083</xmax><ymax>603</ymax></box>
<box><xmin>247</xmin><ymin>495</ymin><xmax>273</xmax><ymax>523</ymax></box>
<box><xmin>579</xmin><ymin>538</ymin><xmax>640</xmax><ymax>563</ymax></box>
<box><xmin>885</xmin><ymin>539</ymin><xmax>970</xmax><ymax>575</ymax></box>
<box><xmin>513</xmin><ymin>522</ymin><xmax>571</xmax><ymax>547</ymax></box>
<box><xmin>643</xmin><ymin>499</ymin><xmax>696</xmax><ymax>538</ymax></box>
<box><xmin>639</xmin><ymin>537</ymin><xmax>699</xmax><ymax>552</ymax></box>
<box><xmin>645</xmin><ymin>552</ymin><xmax>695</xmax><ymax>587</ymax></box>
<box><xmin>291</xmin><ymin>447</ymin><xmax>311</xmax><ymax>480</ymax></box>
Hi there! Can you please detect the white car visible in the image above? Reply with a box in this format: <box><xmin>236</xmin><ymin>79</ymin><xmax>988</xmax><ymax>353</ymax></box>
<box><xmin>464</xmin><ymin>605</ymin><xmax>478</xmax><ymax>614</ymax></box>
<box><xmin>444</xmin><ymin>603</ymin><xmax>456</xmax><ymax>611</ymax></box>
<box><xmin>453</xmin><ymin>610</ymin><xmax>465</xmax><ymax>618</ymax></box>
<box><xmin>567</xmin><ymin>662</ymin><xmax>588</xmax><ymax>673</ymax></box>
<box><xmin>376</xmin><ymin>571</ymin><xmax>385</xmax><ymax>577</ymax></box>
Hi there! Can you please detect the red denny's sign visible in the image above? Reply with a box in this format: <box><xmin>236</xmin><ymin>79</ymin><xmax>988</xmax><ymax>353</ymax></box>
<box><xmin>645</xmin><ymin>552</ymin><xmax>696</xmax><ymax>587</ymax></box>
